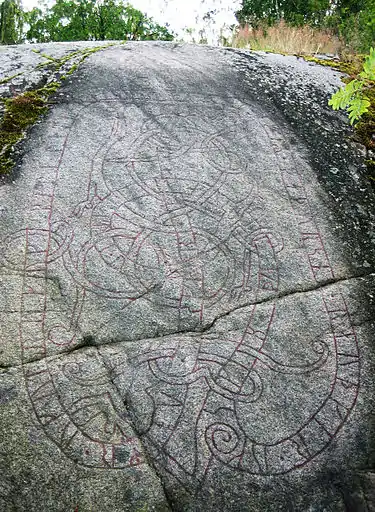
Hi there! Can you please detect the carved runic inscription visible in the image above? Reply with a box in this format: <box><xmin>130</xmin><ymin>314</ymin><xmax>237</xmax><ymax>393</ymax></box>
<box><xmin>2</xmin><ymin>99</ymin><xmax>359</xmax><ymax>482</ymax></box>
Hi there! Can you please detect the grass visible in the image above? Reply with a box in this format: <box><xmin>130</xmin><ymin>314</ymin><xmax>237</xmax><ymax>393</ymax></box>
<box><xmin>231</xmin><ymin>20</ymin><xmax>343</xmax><ymax>56</ymax></box>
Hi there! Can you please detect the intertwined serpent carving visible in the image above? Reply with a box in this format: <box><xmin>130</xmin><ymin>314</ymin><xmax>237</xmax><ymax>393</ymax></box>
<box><xmin>1</xmin><ymin>99</ymin><xmax>360</xmax><ymax>485</ymax></box>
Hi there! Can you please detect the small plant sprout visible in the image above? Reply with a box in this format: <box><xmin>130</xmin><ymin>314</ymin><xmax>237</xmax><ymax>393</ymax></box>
<box><xmin>329</xmin><ymin>47</ymin><xmax>375</xmax><ymax>125</ymax></box>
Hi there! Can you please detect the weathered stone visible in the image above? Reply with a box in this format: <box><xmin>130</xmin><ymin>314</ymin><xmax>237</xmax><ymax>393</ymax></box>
<box><xmin>0</xmin><ymin>42</ymin><xmax>374</xmax><ymax>511</ymax></box>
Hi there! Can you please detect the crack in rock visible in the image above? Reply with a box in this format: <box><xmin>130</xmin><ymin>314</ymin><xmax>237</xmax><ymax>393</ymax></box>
<box><xmin>96</xmin><ymin>346</ymin><xmax>174</xmax><ymax>511</ymax></box>
<box><xmin>1</xmin><ymin>270</ymin><xmax>373</xmax><ymax>371</ymax></box>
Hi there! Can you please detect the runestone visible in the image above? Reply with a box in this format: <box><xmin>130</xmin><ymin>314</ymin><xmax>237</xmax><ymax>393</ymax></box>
<box><xmin>0</xmin><ymin>42</ymin><xmax>374</xmax><ymax>511</ymax></box>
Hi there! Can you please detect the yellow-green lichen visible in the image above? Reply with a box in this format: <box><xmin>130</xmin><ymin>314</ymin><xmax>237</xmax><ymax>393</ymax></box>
<box><xmin>301</xmin><ymin>55</ymin><xmax>364</xmax><ymax>75</ymax></box>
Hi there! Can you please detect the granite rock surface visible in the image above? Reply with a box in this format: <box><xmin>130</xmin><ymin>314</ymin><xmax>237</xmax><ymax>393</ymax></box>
<box><xmin>1</xmin><ymin>41</ymin><xmax>375</xmax><ymax>511</ymax></box>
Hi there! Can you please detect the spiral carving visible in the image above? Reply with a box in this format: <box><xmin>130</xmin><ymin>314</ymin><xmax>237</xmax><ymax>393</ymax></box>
<box><xmin>205</xmin><ymin>423</ymin><xmax>243</xmax><ymax>456</ymax></box>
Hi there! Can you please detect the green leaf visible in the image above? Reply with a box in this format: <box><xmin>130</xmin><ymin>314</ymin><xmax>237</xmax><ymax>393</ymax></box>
<box><xmin>328</xmin><ymin>80</ymin><xmax>362</xmax><ymax>110</ymax></box>
<box><xmin>328</xmin><ymin>88</ymin><xmax>347</xmax><ymax>110</ymax></box>
<box><xmin>347</xmin><ymin>97</ymin><xmax>371</xmax><ymax>124</ymax></box>
<box><xmin>359</xmin><ymin>47</ymin><xmax>375</xmax><ymax>81</ymax></box>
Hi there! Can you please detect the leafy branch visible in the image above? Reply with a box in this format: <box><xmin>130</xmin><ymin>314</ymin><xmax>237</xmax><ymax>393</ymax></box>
<box><xmin>328</xmin><ymin>47</ymin><xmax>375</xmax><ymax>124</ymax></box>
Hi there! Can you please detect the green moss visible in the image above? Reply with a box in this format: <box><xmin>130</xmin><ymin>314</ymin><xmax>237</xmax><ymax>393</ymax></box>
<box><xmin>365</xmin><ymin>159</ymin><xmax>375</xmax><ymax>181</ymax></box>
<box><xmin>349</xmin><ymin>77</ymin><xmax>375</xmax><ymax>182</ymax></box>
<box><xmin>0</xmin><ymin>72</ymin><xmax>24</xmax><ymax>85</ymax></box>
<box><xmin>0</xmin><ymin>42</ymin><xmax>123</xmax><ymax>175</ymax></box>
<box><xmin>39</xmin><ymin>81</ymin><xmax>61</xmax><ymax>95</ymax></box>
<box><xmin>135</xmin><ymin>504</ymin><xmax>149</xmax><ymax>512</ymax></box>
<box><xmin>0</xmin><ymin>91</ymin><xmax>48</xmax><ymax>174</ymax></box>
<box><xmin>40</xmin><ymin>52</ymin><xmax>59</xmax><ymax>62</ymax></box>
<box><xmin>355</xmin><ymin>114</ymin><xmax>375</xmax><ymax>183</ymax></box>
<box><xmin>302</xmin><ymin>55</ymin><xmax>364</xmax><ymax>75</ymax></box>
<box><xmin>66</xmin><ymin>63</ymin><xmax>78</xmax><ymax>76</ymax></box>
<box><xmin>355</xmin><ymin>117</ymin><xmax>375</xmax><ymax>147</ymax></box>
<box><xmin>0</xmin><ymin>81</ymin><xmax>63</xmax><ymax>175</ymax></box>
